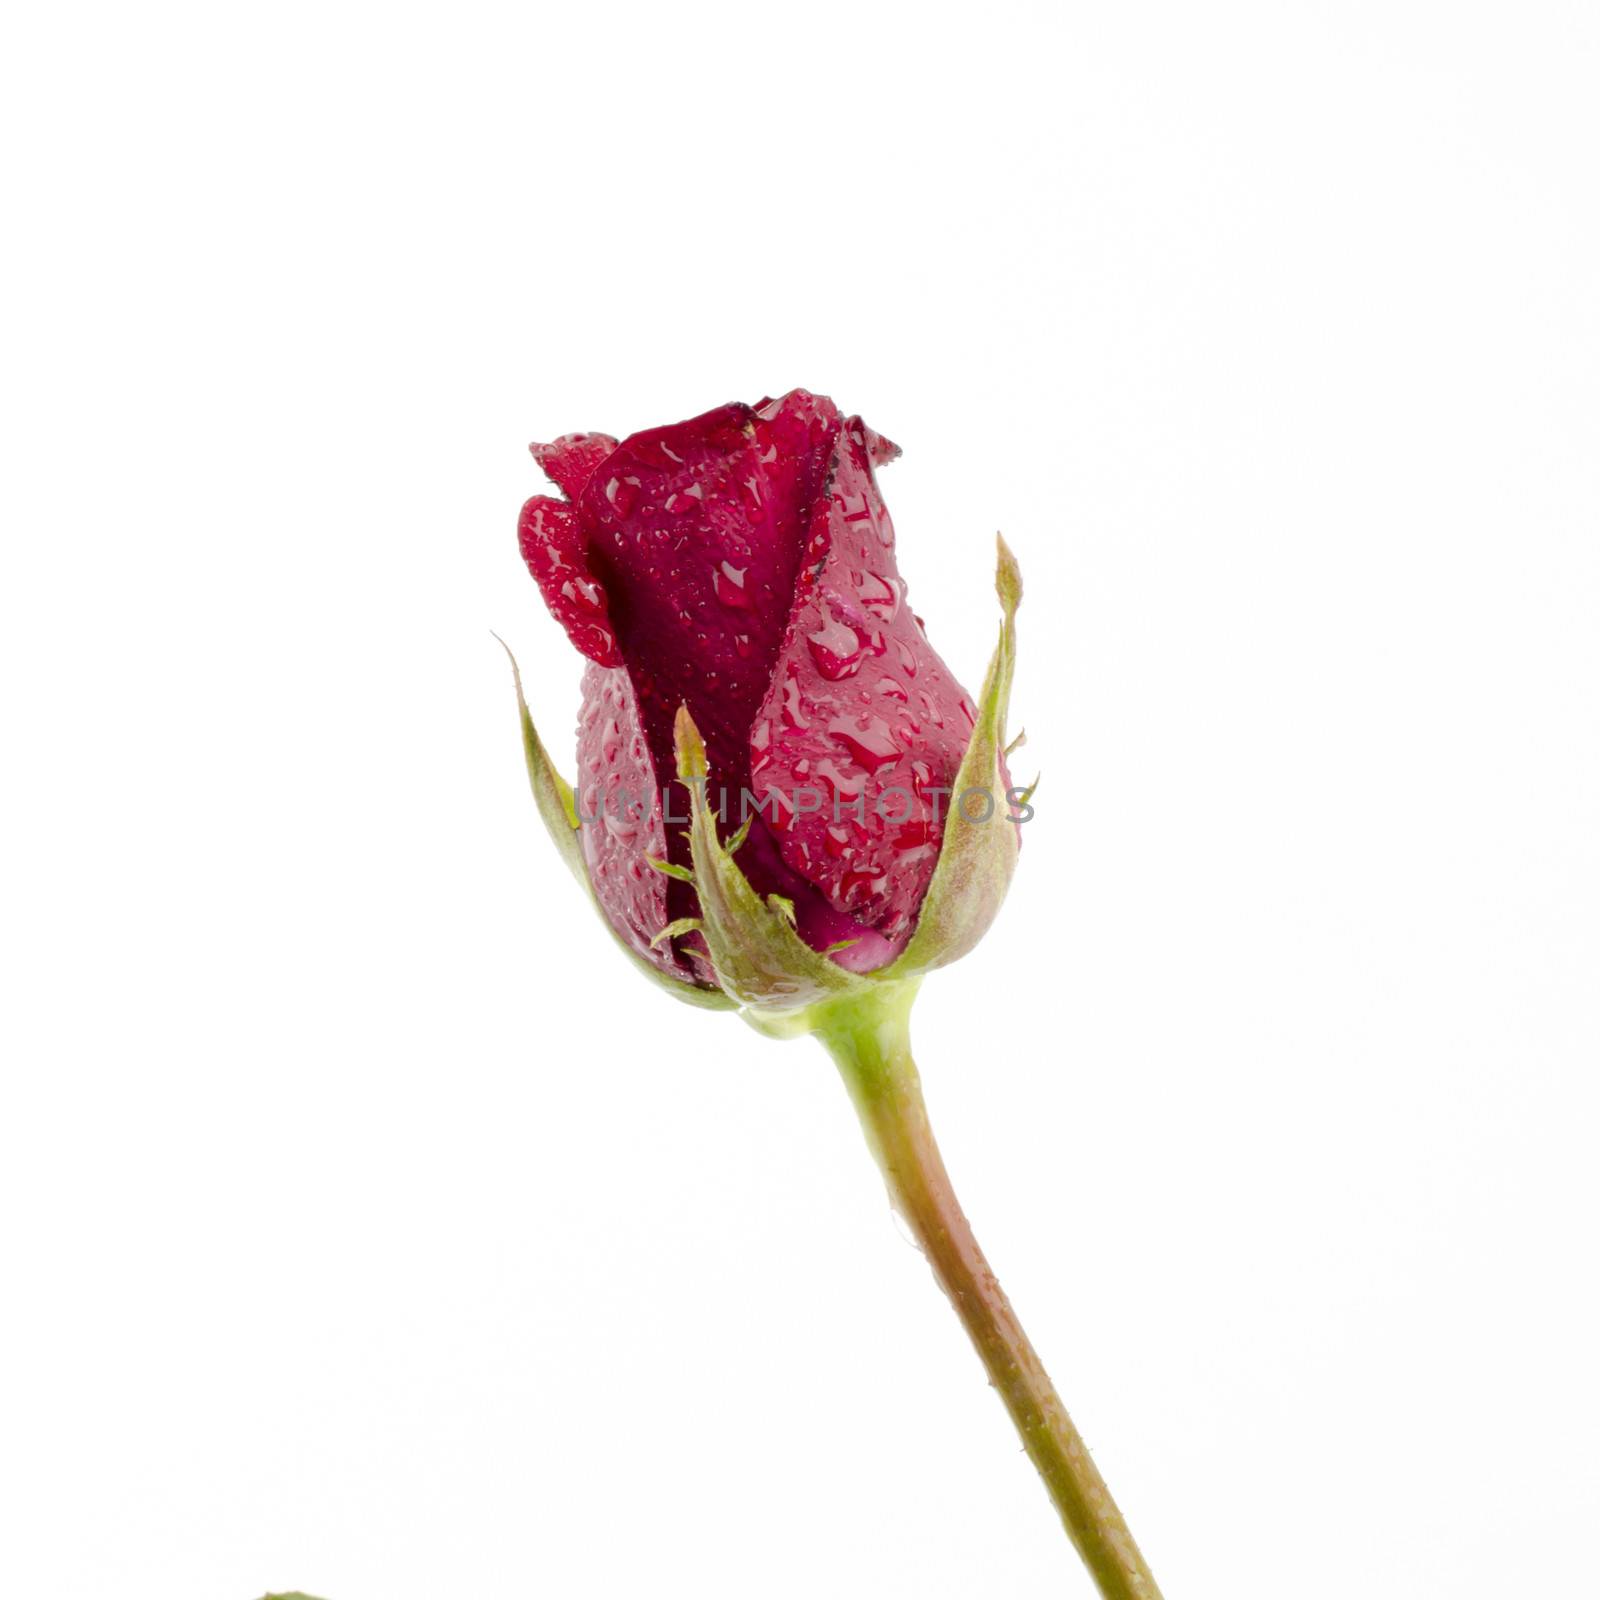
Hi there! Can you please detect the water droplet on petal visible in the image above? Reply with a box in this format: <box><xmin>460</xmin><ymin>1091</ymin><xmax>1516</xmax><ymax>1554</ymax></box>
<box><xmin>766</xmin><ymin>787</ymin><xmax>797</xmax><ymax>833</ymax></box>
<box><xmin>604</xmin><ymin>475</ymin><xmax>640</xmax><ymax>517</ymax></box>
<box><xmin>781</xmin><ymin>667</ymin><xmax>811</xmax><ymax>730</ymax></box>
<box><xmin>557</xmin><ymin>575</ymin><xmax>605</xmax><ymax>617</ymax></box>
<box><xmin>858</xmin><ymin>571</ymin><xmax>902</xmax><ymax>621</ymax></box>
<box><xmin>893</xmin><ymin>819</ymin><xmax>936</xmax><ymax>851</ymax></box>
<box><xmin>841</xmin><ymin>866</ymin><xmax>889</xmax><ymax>902</ymax></box>
<box><xmin>806</xmin><ymin>610</ymin><xmax>865</xmax><ymax>681</ymax></box>
<box><xmin>828</xmin><ymin>713</ymin><xmax>899</xmax><ymax>771</ymax></box>
<box><xmin>814</xmin><ymin>758</ymin><xmax>865</xmax><ymax>799</ymax></box>
<box><xmin>714</xmin><ymin>561</ymin><xmax>754</xmax><ymax>610</ymax></box>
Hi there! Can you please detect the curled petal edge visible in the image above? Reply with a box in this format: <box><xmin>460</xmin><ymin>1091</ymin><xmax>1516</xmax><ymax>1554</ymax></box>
<box><xmin>498</xmin><ymin>636</ymin><xmax>735</xmax><ymax>1012</ymax></box>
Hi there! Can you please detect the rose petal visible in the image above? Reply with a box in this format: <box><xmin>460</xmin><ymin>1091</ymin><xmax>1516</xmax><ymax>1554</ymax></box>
<box><xmin>530</xmin><ymin>432</ymin><xmax>619</xmax><ymax>502</ymax></box>
<box><xmin>863</xmin><ymin>423</ymin><xmax>901</xmax><ymax>466</ymax></box>
<box><xmin>574</xmin><ymin>660</ymin><xmax>688</xmax><ymax>977</ymax></box>
<box><xmin>518</xmin><ymin>494</ymin><xmax>622</xmax><ymax>667</ymax></box>
<box><xmin>575</xmin><ymin>390</ymin><xmax>839</xmax><ymax>800</ymax></box>
<box><xmin>749</xmin><ymin>416</ymin><xmax>975</xmax><ymax>949</ymax></box>
<box><xmin>732</xmin><ymin>811</ymin><xmax>898</xmax><ymax>972</ymax></box>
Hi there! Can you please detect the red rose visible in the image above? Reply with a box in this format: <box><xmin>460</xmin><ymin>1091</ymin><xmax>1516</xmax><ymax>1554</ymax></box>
<box><xmin>514</xmin><ymin>388</ymin><xmax>1021</xmax><ymax>1008</ymax></box>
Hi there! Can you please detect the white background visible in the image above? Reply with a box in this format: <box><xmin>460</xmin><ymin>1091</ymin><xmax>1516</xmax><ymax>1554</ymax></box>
<box><xmin>3</xmin><ymin>4</ymin><xmax>1597</xmax><ymax>1597</ymax></box>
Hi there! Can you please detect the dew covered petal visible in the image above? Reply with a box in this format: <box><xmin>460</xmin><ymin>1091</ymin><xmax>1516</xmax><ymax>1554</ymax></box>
<box><xmin>529</xmin><ymin>431</ymin><xmax>619</xmax><ymax>502</ymax></box>
<box><xmin>748</xmin><ymin>417</ymin><xmax>974</xmax><ymax>950</ymax></box>
<box><xmin>574</xmin><ymin>389</ymin><xmax>839</xmax><ymax>814</ymax></box>
<box><xmin>518</xmin><ymin>494</ymin><xmax>622</xmax><ymax>667</ymax></box>
<box><xmin>573</xmin><ymin>661</ymin><xmax>689</xmax><ymax>979</ymax></box>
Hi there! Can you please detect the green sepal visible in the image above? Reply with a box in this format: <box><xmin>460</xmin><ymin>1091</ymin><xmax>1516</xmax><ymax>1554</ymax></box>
<box><xmin>497</xmin><ymin>634</ymin><xmax>583</xmax><ymax>883</ymax></box>
<box><xmin>646</xmin><ymin>856</ymin><xmax>696</xmax><ymax>883</ymax></box>
<box><xmin>883</xmin><ymin>535</ymin><xmax>1023</xmax><ymax>979</ymax></box>
<box><xmin>650</xmin><ymin>916</ymin><xmax>703</xmax><ymax>949</ymax></box>
<box><xmin>673</xmin><ymin>706</ymin><xmax>867</xmax><ymax>1020</ymax></box>
<box><xmin>500</xmin><ymin>639</ymin><xmax>734</xmax><ymax>1012</ymax></box>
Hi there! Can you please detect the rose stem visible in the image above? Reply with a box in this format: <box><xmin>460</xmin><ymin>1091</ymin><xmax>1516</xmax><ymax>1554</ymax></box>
<box><xmin>813</xmin><ymin>981</ymin><xmax>1163</xmax><ymax>1600</ymax></box>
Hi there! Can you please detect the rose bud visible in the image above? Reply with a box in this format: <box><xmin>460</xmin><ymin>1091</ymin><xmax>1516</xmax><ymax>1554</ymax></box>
<box><xmin>506</xmin><ymin>388</ymin><xmax>1024</xmax><ymax>1022</ymax></box>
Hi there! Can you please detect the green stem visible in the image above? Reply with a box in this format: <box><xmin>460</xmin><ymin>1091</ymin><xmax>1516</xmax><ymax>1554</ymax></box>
<box><xmin>813</xmin><ymin>981</ymin><xmax>1163</xmax><ymax>1600</ymax></box>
